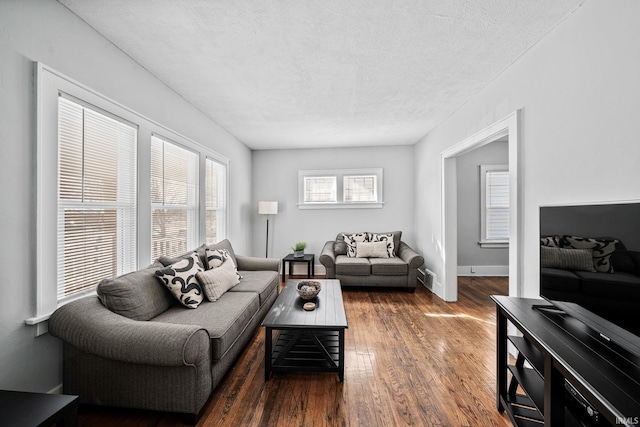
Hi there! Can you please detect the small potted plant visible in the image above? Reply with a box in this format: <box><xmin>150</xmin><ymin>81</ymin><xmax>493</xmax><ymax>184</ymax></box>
<box><xmin>292</xmin><ymin>242</ymin><xmax>307</xmax><ymax>258</ymax></box>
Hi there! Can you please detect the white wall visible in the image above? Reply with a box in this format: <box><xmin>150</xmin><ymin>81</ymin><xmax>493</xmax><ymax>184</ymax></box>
<box><xmin>251</xmin><ymin>146</ymin><xmax>416</xmax><ymax>270</ymax></box>
<box><xmin>415</xmin><ymin>0</ymin><xmax>640</xmax><ymax>299</ymax></box>
<box><xmin>457</xmin><ymin>141</ymin><xmax>509</xmax><ymax>272</ymax></box>
<box><xmin>0</xmin><ymin>0</ymin><xmax>252</xmax><ymax>393</ymax></box>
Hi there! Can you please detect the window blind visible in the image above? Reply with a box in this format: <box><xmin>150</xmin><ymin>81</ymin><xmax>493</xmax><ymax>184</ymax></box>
<box><xmin>344</xmin><ymin>175</ymin><xmax>377</xmax><ymax>202</ymax></box>
<box><xmin>205</xmin><ymin>158</ymin><xmax>226</xmax><ymax>245</ymax></box>
<box><xmin>485</xmin><ymin>170</ymin><xmax>510</xmax><ymax>240</ymax></box>
<box><xmin>57</xmin><ymin>96</ymin><xmax>137</xmax><ymax>302</ymax></box>
<box><xmin>304</xmin><ymin>176</ymin><xmax>337</xmax><ymax>203</ymax></box>
<box><xmin>151</xmin><ymin>136</ymin><xmax>199</xmax><ymax>260</ymax></box>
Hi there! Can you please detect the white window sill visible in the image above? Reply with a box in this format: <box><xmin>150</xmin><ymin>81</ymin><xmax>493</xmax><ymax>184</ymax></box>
<box><xmin>479</xmin><ymin>240</ymin><xmax>509</xmax><ymax>248</ymax></box>
<box><xmin>25</xmin><ymin>290</ymin><xmax>97</xmax><ymax>336</ymax></box>
<box><xmin>298</xmin><ymin>202</ymin><xmax>384</xmax><ymax>210</ymax></box>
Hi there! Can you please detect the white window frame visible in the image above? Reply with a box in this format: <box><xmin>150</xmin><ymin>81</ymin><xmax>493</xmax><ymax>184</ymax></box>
<box><xmin>297</xmin><ymin>168</ymin><xmax>384</xmax><ymax>209</ymax></box>
<box><xmin>204</xmin><ymin>156</ymin><xmax>229</xmax><ymax>246</ymax></box>
<box><xmin>29</xmin><ymin>63</ymin><xmax>229</xmax><ymax>332</ymax></box>
<box><xmin>479</xmin><ymin>164</ymin><xmax>509</xmax><ymax>248</ymax></box>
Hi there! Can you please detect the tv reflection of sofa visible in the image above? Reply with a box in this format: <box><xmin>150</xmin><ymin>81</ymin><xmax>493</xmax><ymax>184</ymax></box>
<box><xmin>540</xmin><ymin>236</ymin><xmax>640</xmax><ymax>315</ymax></box>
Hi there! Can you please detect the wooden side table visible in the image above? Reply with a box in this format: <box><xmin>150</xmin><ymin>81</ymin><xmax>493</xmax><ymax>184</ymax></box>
<box><xmin>0</xmin><ymin>390</ymin><xmax>79</xmax><ymax>427</ymax></box>
<box><xmin>281</xmin><ymin>253</ymin><xmax>315</xmax><ymax>282</ymax></box>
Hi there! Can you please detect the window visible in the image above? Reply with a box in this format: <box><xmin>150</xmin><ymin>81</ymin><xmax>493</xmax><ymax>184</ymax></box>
<box><xmin>304</xmin><ymin>176</ymin><xmax>337</xmax><ymax>203</ymax></box>
<box><xmin>151</xmin><ymin>136</ymin><xmax>199</xmax><ymax>260</ymax></box>
<box><xmin>298</xmin><ymin>168</ymin><xmax>383</xmax><ymax>209</ymax></box>
<box><xmin>57</xmin><ymin>95</ymin><xmax>137</xmax><ymax>302</ymax></box>
<box><xmin>32</xmin><ymin>63</ymin><xmax>230</xmax><ymax>330</ymax></box>
<box><xmin>205</xmin><ymin>158</ymin><xmax>227</xmax><ymax>245</ymax></box>
<box><xmin>480</xmin><ymin>165</ymin><xmax>509</xmax><ymax>247</ymax></box>
<box><xmin>344</xmin><ymin>175</ymin><xmax>377</xmax><ymax>202</ymax></box>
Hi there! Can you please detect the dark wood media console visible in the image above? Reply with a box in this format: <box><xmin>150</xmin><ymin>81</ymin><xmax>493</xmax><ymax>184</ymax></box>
<box><xmin>492</xmin><ymin>296</ymin><xmax>640</xmax><ymax>427</ymax></box>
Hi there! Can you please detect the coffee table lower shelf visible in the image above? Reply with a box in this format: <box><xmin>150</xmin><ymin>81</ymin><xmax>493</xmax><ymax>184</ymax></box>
<box><xmin>265</xmin><ymin>328</ymin><xmax>345</xmax><ymax>382</ymax></box>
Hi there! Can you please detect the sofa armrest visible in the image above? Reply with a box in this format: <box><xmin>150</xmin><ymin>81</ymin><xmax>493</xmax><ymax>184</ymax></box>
<box><xmin>397</xmin><ymin>241</ymin><xmax>425</xmax><ymax>269</ymax></box>
<box><xmin>49</xmin><ymin>297</ymin><xmax>209</xmax><ymax>367</ymax></box>
<box><xmin>319</xmin><ymin>241</ymin><xmax>337</xmax><ymax>278</ymax></box>
<box><xmin>235</xmin><ymin>255</ymin><xmax>280</xmax><ymax>272</ymax></box>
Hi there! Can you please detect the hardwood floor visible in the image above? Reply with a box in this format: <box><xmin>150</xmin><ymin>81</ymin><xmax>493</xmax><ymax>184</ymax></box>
<box><xmin>77</xmin><ymin>277</ymin><xmax>512</xmax><ymax>427</ymax></box>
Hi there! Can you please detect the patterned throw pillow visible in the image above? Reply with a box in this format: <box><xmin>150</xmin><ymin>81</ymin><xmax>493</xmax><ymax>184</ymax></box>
<box><xmin>205</xmin><ymin>247</ymin><xmax>242</xmax><ymax>279</ymax></box>
<box><xmin>562</xmin><ymin>236</ymin><xmax>619</xmax><ymax>273</ymax></box>
<box><xmin>196</xmin><ymin>259</ymin><xmax>240</xmax><ymax>301</ymax></box>
<box><xmin>342</xmin><ymin>233</ymin><xmax>369</xmax><ymax>257</ymax></box>
<box><xmin>370</xmin><ymin>233</ymin><xmax>396</xmax><ymax>257</ymax></box>
<box><xmin>155</xmin><ymin>252</ymin><xmax>204</xmax><ymax>308</ymax></box>
<box><xmin>540</xmin><ymin>235</ymin><xmax>561</xmax><ymax>247</ymax></box>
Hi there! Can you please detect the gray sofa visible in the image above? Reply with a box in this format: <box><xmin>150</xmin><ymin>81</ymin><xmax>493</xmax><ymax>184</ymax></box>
<box><xmin>49</xmin><ymin>239</ymin><xmax>279</xmax><ymax>423</ymax></box>
<box><xmin>319</xmin><ymin>231</ymin><xmax>424</xmax><ymax>292</ymax></box>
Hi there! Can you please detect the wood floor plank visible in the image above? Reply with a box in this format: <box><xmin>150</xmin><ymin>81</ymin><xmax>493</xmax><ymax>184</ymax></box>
<box><xmin>77</xmin><ymin>277</ymin><xmax>513</xmax><ymax>427</ymax></box>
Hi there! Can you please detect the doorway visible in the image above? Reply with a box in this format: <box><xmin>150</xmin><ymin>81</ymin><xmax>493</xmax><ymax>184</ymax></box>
<box><xmin>440</xmin><ymin>111</ymin><xmax>522</xmax><ymax>302</ymax></box>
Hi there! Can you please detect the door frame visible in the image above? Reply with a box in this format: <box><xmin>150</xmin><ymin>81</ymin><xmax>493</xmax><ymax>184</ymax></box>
<box><xmin>440</xmin><ymin>110</ymin><xmax>522</xmax><ymax>301</ymax></box>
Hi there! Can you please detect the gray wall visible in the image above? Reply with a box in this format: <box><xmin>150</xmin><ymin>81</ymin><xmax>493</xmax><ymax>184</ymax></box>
<box><xmin>0</xmin><ymin>1</ymin><xmax>252</xmax><ymax>393</ymax></box>
<box><xmin>456</xmin><ymin>141</ymin><xmax>509</xmax><ymax>270</ymax></box>
<box><xmin>414</xmin><ymin>0</ymin><xmax>640</xmax><ymax>299</ymax></box>
<box><xmin>251</xmin><ymin>146</ymin><xmax>416</xmax><ymax>270</ymax></box>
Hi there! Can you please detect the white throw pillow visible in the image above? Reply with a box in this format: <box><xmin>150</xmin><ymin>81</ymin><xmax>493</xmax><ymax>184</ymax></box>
<box><xmin>356</xmin><ymin>241</ymin><xmax>390</xmax><ymax>258</ymax></box>
<box><xmin>196</xmin><ymin>258</ymin><xmax>240</xmax><ymax>301</ymax></box>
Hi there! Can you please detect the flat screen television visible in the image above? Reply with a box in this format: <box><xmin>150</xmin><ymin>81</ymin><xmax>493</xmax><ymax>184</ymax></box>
<box><xmin>539</xmin><ymin>201</ymin><xmax>640</xmax><ymax>359</ymax></box>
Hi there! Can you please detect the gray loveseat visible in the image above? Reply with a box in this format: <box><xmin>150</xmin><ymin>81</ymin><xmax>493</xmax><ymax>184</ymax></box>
<box><xmin>319</xmin><ymin>231</ymin><xmax>424</xmax><ymax>292</ymax></box>
<box><xmin>49</xmin><ymin>239</ymin><xmax>279</xmax><ymax>423</ymax></box>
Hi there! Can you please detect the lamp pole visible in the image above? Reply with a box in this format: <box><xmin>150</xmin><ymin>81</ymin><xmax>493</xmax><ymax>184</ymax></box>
<box><xmin>265</xmin><ymin>216</ymin><xmax>269</xmax><ymax>258</ymax></box>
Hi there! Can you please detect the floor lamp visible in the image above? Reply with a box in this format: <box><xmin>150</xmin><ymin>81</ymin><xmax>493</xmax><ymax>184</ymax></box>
<box><xmin>258</xmin><ymin>201</ymin><xmax>278</xmax><ymax>257</ymax></box>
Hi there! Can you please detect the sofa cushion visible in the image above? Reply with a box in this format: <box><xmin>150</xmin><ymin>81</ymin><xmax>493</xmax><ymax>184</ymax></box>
<box><xmin>157</xmin><ymin>244</ymin><xmax>207</xmax><ymax>267</ymax></box>
<box><xmin>335</xmin><ymin>255</ymin><xmax>371</xmax><ymax>275</ymax></box>
<box><xmin>97</xmin><ymin>267</ymin><xmax>175</xmax><ymax>321</ymax></box>
<box><xmin>575</xmin><ymin>271</ymin><xmax>640</xmax><ymax>299</ymax></box>
<box><xmin>196</xmin><ymin>259</ymin><xmax>240</xmax><ymax>301</ymax></box>
<box><xmin>540</xmin><ymin>267</ymin><xmax>581</xmax><ymax>292</ymax></box>
<box><xmin>230</xmin><ymin>270</ymin><xmax>279</xmax><ymax>306</ymax></box>
<box><xmin>370</xmin><ymin>257</ymin><xmax>408</xmax><ymax>275</ymax></box>
<box><xmin>334</xmin><ymin>241</ymin><xmax>348</xmax><ymax>256</ymax></box>
<box><xmin>356</xmin><ymin>241</ymin><xmax>389</xmax><ymax>258</ymax></box>
<box><xmin>152</xmin><ymin>291</ymin><xmax>260</xmax><ymax>360</ymax></box>
<box><xmin>155</xmin><ymin>252</ymin><xmax>205</xmax><ymax>309</ymax></box>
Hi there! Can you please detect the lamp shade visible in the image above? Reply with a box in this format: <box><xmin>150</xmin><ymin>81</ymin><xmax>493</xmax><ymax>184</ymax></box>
<box><xmin>258</xmin><ymin>201</ymin><xmax>278</xmax><ymax>215</ymax></box>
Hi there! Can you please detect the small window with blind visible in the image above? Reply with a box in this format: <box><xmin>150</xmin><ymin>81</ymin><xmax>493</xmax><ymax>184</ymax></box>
<box><xmin>298</xmin><ymin>168</ymin><xmax>383</xmax><ymax>209</ymax></box>
<box><xmin>480</xmin><ymin>165</ymin><xmax>509</xmax><ymax>248</ymax></box>
<box><xmin>150</xmin><ymin>136</ymin><xmax>200</xmax><ymax>260</ymax></box>
<box><xmin>57</xmin><ymin>95</ymin><xmax>137</xmax><ymax>303</ymax></box>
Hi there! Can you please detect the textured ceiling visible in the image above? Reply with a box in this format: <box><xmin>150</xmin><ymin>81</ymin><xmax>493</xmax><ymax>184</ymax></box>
<box><xmin>59</xmin><ymin>0</ymin><xmax>585</xmax><ymax>150</ymax></box>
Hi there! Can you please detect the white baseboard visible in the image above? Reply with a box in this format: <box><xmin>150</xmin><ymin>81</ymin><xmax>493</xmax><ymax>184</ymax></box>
<box><xmin>286</xmin><ymin>263</ymin><xmax>326</xmax><ymax>277</ymax></box>
<box><xmin>457</xmin><ymin>265</ymin><xmax>509</xmax><ymax>276</ymax></box>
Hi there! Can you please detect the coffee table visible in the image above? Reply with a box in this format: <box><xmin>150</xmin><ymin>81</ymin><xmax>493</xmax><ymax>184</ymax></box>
<box><xmin>0</xmin><ymin>390</ymin><xmax>79</xmax><ymax>427</ymax></box>
<box><xmin>262</xmin><ymin>279</ymin><xmax>348</xmax><ymax>382</ymax></box>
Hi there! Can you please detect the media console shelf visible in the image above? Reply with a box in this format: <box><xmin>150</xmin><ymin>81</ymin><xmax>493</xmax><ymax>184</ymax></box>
<box><xmin>492</xmin><ymin>296</ymin><xmax>640</xmax><ymax>427</ymax></box>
